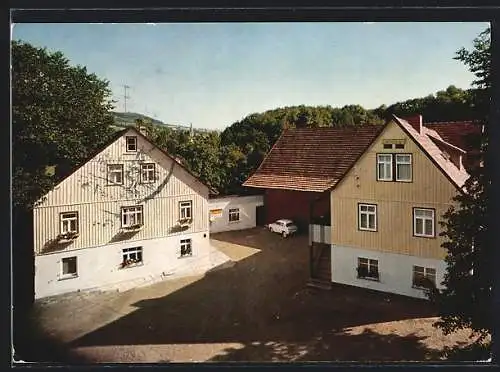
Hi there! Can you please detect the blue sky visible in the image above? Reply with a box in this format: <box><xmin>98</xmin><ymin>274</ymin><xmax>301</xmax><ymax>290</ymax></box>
<box><xmin>12</xmin><ymin>22</ymin><xmax>489</xmax><ymax>130</ymax></box>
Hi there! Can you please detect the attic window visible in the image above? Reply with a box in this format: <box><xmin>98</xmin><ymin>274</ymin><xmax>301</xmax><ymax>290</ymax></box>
<box><xmin>126</xmin><ymin>136</ymin><xmax>137</xmax><ymax>152</ymax></box>
<box><xmin>383</xmin><ymin>143</ymin><xmax>393</xmax><ymax>149</ymax></box>
<box><xmin>395</xmin><ymin>143</ymin><xmax>405</xmax><ymax>149</ymax></box>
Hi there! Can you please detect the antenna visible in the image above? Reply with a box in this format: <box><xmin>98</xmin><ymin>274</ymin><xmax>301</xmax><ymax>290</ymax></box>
<box><xmin>123</xmin><ymin>84</ymin><xmax>131</xmax><ymax>112</ymax></box>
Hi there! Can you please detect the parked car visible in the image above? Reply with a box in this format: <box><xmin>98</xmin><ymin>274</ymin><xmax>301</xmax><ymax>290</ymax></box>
<box><xmin>267</xmin><ymin>219</ymin><xmax>298</xmax><ymax>237</ymax></box>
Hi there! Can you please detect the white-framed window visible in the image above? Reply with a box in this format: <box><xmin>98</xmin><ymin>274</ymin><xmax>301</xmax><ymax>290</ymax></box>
<box><xmin>396</xmin><ymin>154</ymin><xmax>412</xmax><ymax>182</ymax></box>
<box><xmin>121</xmin><ymin>206</ymin><xmax>144</xmax><ymax>228</ymax></box>
<box><xmin>140</xmin><ymin>163</ymin><xmax>155</xmax><ymax>183</ymax></box>
<box><xmin>413</xmin><ymin>208</ymin><xmax>435</xmax><ymax>238</ymax></box>
<box><xmin>126</xmin><ymin>136</ymin><xmax>137</xmax><ymax>152</ymax></box>
<box><xmin>60</xmin><ymin>212</ymin><xmax>78</xmax><ymax>234</ymax></box>
<box><xmin>107</xmin><ymin>164</ymin><xmax>124</xmax><ymax>185</ymax></box>
<box><xmin>358</xmin><ymin>203</ymin><xmax>377</xmax><ymax>231</ymax></box>
<box><xmin>61</xmin><ymin>256</ymin><xmax>77</xmax><ymax>279</ymax></box>
<box><xmin>122</xmin><ymin>247</ymin><xmax>143</xmax><ymax>268</ymax></box>
<box><xmin>412</xmin><ymin>265</ymin><xmax>436</xmax><ymax>289</ymax></box>
<box><xmin>228</xmin><ymin>208</ymin><xmax>240</xmax><ymax>222</ymax></box>
<box><xmin>377</xmin><ymin>154</ymin><xmax>393</xmax><ymax>181</ymax></box>
<box><xmin>357</xmin><ymin>257</ymin><xmax>379</xmax><ymax>280</ymax></box>
<box><xmin>179</xmin><ymin>201</ymin><xmax>192</xmax><ymax>220</ymax></box>
<box><xmin>180</xmin><ymin>239</ymin><xmax>192</xmax><ymax>258</ymax></box>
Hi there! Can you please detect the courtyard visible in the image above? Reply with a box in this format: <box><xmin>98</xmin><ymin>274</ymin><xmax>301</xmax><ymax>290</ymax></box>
<box><xmin>21</xmin><ymin>227</ymin><xmax>473</xmax><ymax>363</ymax></box>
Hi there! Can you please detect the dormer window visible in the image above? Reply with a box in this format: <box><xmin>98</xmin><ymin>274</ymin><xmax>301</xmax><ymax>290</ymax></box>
<box><xmin>126</xmin><ymin>136</ymin><xmax>137</xmax><ymax>152</ymax></box>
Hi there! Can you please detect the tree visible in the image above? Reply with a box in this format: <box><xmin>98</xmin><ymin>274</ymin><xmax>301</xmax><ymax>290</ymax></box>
<box><xmin>431</xmin><ymin>28</ymin><xmax>492</xmax><ymax>358</ymax></box>
<box><xmin>11</xmin><ymin>40</ymin><xmax>116</xmax><ymax>311</ymax></box>
<box><xmin>12</xmin><ymin>40</ymin><xmax>115</xmax><ymax>215</ymax></box>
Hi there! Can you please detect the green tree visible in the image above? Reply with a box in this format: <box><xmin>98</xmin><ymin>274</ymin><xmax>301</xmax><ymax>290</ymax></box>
<box><xmin>431</xmin><ymin>28</ymin><xmax>491</xmax><ymax>359</ymax></box>
<box><xmin>12</xmin><ymin>40</ymin><xmax>115</xmax><ymax>216</ymax></box>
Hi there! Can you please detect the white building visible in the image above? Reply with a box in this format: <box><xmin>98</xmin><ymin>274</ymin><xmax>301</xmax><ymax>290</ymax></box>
<box><xmin>33</xmin><ymin>127</ymin><xmax>227</xmax><ymax>299</ymax></box>
<box><xmin>208</xmin><ymin>195</ymin><xmax>264</xmax><ymax>233</ymax></box>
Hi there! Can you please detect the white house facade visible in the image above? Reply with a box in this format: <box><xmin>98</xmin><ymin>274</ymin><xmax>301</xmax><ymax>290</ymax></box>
<box><xmin>208</xmin><ymin>195</ymin><xmax>264</xmax><ymax>233</ymax></box>
<box><xmin>33</xmin><ymin>127</ymin><xmax>222</xmax><ymax>299</ymax></box>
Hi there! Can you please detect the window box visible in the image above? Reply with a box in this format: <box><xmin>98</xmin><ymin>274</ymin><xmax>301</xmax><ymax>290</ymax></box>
<box><xmin>178</xmin><ymin>218</ymin><xmax>193</xmax><ymax>227</ymax></box>
<box><xmin>120</xmin><ymin>258</ymin><xmax>143</xmax><ymax>269</ymax></box>
<box><xmin>121</xmin><ymin>223</ymin><xmax>144</xmax><ymax>232</ymax></box>
<box><xmin>57</xmin><ymin>231</ymin><xmax>80</xmax><ymax>242</ymax></box>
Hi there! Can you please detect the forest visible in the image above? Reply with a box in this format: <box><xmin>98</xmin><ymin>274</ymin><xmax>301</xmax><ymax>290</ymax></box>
<box><xmin>139</xmin><ymin>84</ymin><xmax>478</xmax><ymax>195</ymax></box>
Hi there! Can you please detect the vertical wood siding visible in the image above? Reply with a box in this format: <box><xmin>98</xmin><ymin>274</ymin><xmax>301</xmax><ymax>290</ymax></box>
<box><xmin>331</xmin><ymin>120</ymin><xmax>460</xmax><ymax>260</ymax></box>
<box><xmin>34</xmin><ymin>129</ymin><xmax>209</xmax><ymax>255</ymax></box>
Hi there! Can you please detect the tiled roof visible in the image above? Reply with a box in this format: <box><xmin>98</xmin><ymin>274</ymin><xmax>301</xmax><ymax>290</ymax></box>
<box><xmin>394</xmin><ymin>116</ymin><xmax>470</xmax><ymax>189</ymax></box>
<box><xmin>243</xmin><ymin>125</ymin><xmax>385</xmax><ymax>192</ymax></box>
<box><xmin>424</xmin><ymin>121</ymin><xmax>482</xmax><ymax>153</ymax></box>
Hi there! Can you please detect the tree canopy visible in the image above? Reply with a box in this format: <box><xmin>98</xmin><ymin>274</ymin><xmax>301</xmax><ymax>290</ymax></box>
<box><xmin>12</xmin><ymin>40</ymin><xmax>115</xmax><ymax>214</ymax></box>
<box><xmin>430</xmin><ymin>27</ymin><xmax>492</xmax><ymax>359</ymax></box>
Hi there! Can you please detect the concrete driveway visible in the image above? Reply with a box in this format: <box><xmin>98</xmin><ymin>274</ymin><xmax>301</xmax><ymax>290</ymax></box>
<box><xmin>20</xmin><ymin>227</ymin><xmax>473</xmax><ymax>363</ymax></box>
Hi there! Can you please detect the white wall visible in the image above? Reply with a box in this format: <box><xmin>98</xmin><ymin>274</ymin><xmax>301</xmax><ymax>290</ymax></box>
<box><xmin>208</xmin><ymin>195</ymin><xmax>264</xmax><ymax>233</ymax></box>
<box><xmin>34</xmin><ymin>231</ymin><xmax>211</xmax><ymax>299</ymax></box>
<box><xmin>331</xmin><ymin>244</ymin><xmax>447</xmax><ymax>299</ymax></box>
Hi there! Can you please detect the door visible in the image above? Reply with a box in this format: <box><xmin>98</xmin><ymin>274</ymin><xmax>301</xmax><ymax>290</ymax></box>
<box><xmin>256</xmin><ymin>205</ymin><xmax>266</xmax><ymax>226</ymax></box>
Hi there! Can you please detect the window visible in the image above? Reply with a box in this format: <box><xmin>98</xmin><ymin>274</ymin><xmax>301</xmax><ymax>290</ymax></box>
<box><xmin>395</xmin><ymin>143</ymin><xmax>405</xmax><ymax>149</ymax></box>
<box><xmin>179</xmin><ymin>201</ymin><xmax>192</xmax><ymax>221</ymax></box>
<box><xmin>377</xmin><ymin>153</ymin><xmax>413</xmax><ymax>182</ymax></box>
<box><xmin>377</xmin><ymin>154</ymin><xmax>393</xmax><ymax>181</ymax></box>
<box><xmin>358</xmin><ymin>204</ymin><xmax>377</xmax><ymax>231</ymax></box>
<box><xmin>412</xmin><ymin>265</ymin><xmax>436</xmax><ymax>289</ymax></box>
<box><xmin>140</xmin><ymin>163</ymin><xmax>155</xmax><ymax>183</ymax></box>
<box><xmin>107</xmin><ymin>164</ymin><xmax>124</xmax><ymax>185</ymax></box>
<box><xmin>121</xmin><ymin>206</ymin><xmax>144</xmax><ymax>228</ymax></box>
<box><xmin>60</xmin><ymin>212</ymin><xmax>78</xmax><ymax>234</ymax></box>
<box><xmin>61</xmin><ymin>257</ymin><xmax>77</xmax><ymax>279</ymax></box>
<box><xmin>357</xmin><ymin>257</ymin><xmax>379</xmax><ymax>280</ymax></box>
<box><xmin>383</xmin><ymin>143</ymin><xmax>393</xmax><ymax>149</ymax></box>
<box><xmin>122</xmin><ymin>247</ymin><xmax>143</xmax><ymax>267</ymax></box>
<box><xmin>126</xmin><ymin>136</ymin><xmax>137</xmax><ymax>152</ymax></box>
<box><xmin>413</xmin><ymin>208</ymin><xmax>435</xmax><ymax>238</ymax></box>
<box><xmin>180</xmin><ymin>239</ymin><xmax>192</xmax><ymax>257</ymax></box>
<box><xmin>395</xmin><ymin>154</ymin><xmax>412</xmax><ymax>181</ymax></box>
<box><xmin>228</xmin><ymin>208</ymin><xmax>240</xmax><ymax>222</ymax></box>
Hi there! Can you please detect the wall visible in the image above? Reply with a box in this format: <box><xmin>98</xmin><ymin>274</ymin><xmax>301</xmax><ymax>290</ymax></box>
<box><xmin>33</xmin><ymin>128</ymin><xmax>209</xmax><ymax>254</ymax></box>
<box><xmin>265</xmin><ymin>189</ymin><xmax>329</xmax><ymax>230</ymax></box>
<box><xmin>331</xmin><ymin>120</ymin><xmax>460</xmax><ymax>260</ymax></box>
<box><xmin>34</xmin><ymin>231</ymin><xmax>211</xmax><ymax>299</ymax></box>
<box><xmin>331</xmin><ymin>244</ymin><xmax>446</xmax><ymax>300</ymax></box>
<box><xmin>208</xmin><ymin>195</ymin><xmax>264</xmax><ymax>233</ymax></box>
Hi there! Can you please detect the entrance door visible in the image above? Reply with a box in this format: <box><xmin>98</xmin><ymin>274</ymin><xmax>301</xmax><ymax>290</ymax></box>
<box><xmin>256</xmin><ymin>205</ymin><xmax>266</xmax><ymax>226</ymax></box>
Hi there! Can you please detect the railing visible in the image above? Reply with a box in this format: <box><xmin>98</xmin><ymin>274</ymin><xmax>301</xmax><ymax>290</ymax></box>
<box><xmin>309</xmin><ymin>224</ymin><xmax>332</xmax><ymax>245</ymax></box>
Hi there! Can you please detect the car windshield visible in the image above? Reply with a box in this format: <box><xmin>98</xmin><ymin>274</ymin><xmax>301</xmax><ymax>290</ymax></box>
<box><xmin>285</xmin><ymin>222</ymin><xmax>294</xmax><ymax>227</ymax></box>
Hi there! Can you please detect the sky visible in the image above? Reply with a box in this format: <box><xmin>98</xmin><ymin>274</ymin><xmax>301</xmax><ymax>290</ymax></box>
<box><xmin>12</xmin><ymin>22</ymin><xmax>489</xmax><ymax>131</ymax></box>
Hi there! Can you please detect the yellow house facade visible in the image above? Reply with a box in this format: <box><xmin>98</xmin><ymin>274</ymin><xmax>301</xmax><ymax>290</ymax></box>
<box><xmin>329</xmin><ymin>115</ymin><xmax>470</xmax><ymax>299</ymax></box>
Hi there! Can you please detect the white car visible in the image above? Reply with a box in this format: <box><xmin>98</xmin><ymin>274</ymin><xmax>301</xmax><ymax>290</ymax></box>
<box><xmin>267</xmin><ymin>219</ymin><xmax>298</xmax><ymax>237</ymax></box>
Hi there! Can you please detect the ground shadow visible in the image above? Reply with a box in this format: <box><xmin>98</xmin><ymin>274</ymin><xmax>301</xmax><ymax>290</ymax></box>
<box><xmin>209</xmin><ymin>329</ymin><xmax>442</xmax><ymax>362</ymax></box>
<box><xmin>65</xmin><ymin>228</ymin><xmax>438</xmax><ymax>361</ymax></box>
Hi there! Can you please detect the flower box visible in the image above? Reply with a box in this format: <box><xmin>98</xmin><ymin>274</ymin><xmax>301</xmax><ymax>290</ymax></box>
<box><xmin>178</xmin><ymin>218</ymin><xmax>192</xmax><ymax>227</ymax></box>
<box><xmin>57</xmin><ymin>231</ymin><xmax>79</xmax><ymax>242</ymax></box>
<box><xmin>121</xmin><ymin>224</ymin><xmax>144</xmax><ymax>232</ymax></box>
<box><xmin>120</xmin><ymin>258</ymin><xmax>142</xmax><ymax>268</ymax></box>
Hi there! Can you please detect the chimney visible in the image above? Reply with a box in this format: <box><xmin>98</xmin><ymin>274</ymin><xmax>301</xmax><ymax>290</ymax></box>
<box><xmin>404</xmin><ymin>114</ymin><xmax>423</xmax><ymax>134</ymax></box>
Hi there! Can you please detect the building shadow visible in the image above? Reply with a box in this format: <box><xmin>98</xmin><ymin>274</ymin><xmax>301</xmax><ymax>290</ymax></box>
<box><xmin>64</xmin><ymin>229</ymin><xmax>439</xmax><ymax>362</ymax></box>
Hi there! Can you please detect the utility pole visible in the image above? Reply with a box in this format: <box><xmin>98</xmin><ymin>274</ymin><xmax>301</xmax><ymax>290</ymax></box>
<box><xmin>123</xmin><ymin>84</ymin><xmax>131</xmax><ymax>112</ymax></box>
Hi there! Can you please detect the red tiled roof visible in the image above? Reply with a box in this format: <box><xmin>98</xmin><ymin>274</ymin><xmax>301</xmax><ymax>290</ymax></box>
<box><xmin>395</xmin><ymin>116</ymin><xmax>470</xmax><ymax>189</ymax></box>
<box><xmin>243</xmin><ymin>125</ymin><xmax>385</xmax><ymax>192</ymax></box>
<box><xmin>424</xmin><ymin>121</ymin><xmax>482</xmax><ymax>153</ymax></box>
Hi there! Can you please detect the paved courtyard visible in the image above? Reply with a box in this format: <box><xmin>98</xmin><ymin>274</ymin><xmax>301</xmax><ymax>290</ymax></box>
<box><xmin>21</xmin><ymin>227</ymin><xmax>474</xmax><ymax>363</ymax></box>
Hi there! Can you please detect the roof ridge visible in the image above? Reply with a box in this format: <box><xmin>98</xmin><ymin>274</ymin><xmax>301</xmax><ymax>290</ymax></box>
<box><xmin>424</xmin><ymin>120</ymin><xmax>476</xmax><ymax>125</ymax></box>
